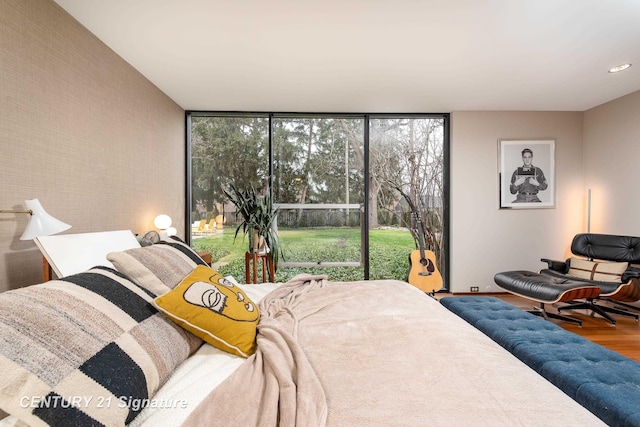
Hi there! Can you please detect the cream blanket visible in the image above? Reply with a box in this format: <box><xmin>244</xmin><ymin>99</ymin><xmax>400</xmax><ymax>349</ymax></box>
<box><xmin>182</xmin><ymin>275</ymin><xmax>605</xmax><ymax>427</ymax></box>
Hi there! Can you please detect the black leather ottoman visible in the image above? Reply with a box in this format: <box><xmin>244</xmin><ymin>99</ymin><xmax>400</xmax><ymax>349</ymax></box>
<box><xmin>494</xmin><ymin>270</ymin><xmax>602</xmax><ymax>326</ymax></box>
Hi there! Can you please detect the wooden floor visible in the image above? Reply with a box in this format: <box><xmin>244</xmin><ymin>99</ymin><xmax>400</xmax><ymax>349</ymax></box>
<box><xmin>439</xmin><ymin>293</ymin><xmax>640</xmax><ymax>362</ymax></box>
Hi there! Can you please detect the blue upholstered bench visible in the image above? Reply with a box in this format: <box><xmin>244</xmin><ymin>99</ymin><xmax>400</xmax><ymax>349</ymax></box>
<box><xmin>440</xmin><ymin>296</ymin><xmax>640</xmax><ymax>427</ymax></box>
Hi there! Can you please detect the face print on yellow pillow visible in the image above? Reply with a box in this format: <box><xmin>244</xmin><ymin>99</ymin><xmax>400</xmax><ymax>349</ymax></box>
<box><xmin>182</xmin><ymin>272</ymin><xmax>258</xmax><ymax>322</ymax></box>
<box><xmin>154</xmin><ymin>265</ymin><xmax>260</xmax><ymax>357</ymax></box>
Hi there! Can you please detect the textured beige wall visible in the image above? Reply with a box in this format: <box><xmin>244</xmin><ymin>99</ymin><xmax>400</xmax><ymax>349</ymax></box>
<box><xmin>450</xmin><ymin>111</ymin><xmax>584</xmax><ymax>293</ymax></box>
<box><xmin>2</xmin><ymin>0</ymin><xmax>637</xmax><ymax>298</ymax></box>
<box><xmin>0</xmin><ymin>0</ymin><xmax>185</xmax><ymax>291</ymax></box>
<box><xmin>583</xmin><ymin>90</ymin><xmax>640</xmax><ymax>236</ymax></box>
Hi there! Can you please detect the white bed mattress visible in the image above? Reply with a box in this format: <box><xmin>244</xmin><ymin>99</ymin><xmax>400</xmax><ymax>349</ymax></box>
<box><xmin>0</xmin><ymin>280</ymin><xmax>279</xmax><ymax>427</ymax></box>
<box><xmin>0</xmin><ymin>278</ymin><xmax>605</xmax><ymax>426</ymax></box>
<box><xmin>130</xmin><ymin>280</ymin><xmax>280</xmax><ymax>427</ymax></box>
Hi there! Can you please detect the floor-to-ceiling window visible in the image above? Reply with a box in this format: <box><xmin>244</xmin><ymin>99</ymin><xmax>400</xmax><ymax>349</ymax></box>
<box><xmin>369</xmin><ymin>116</ymin><xmax>447</xmax><ymax>291</ymax></box>
<box><xmin>272</xmin><ymin>115</ymin><xmax>365</xmax><ymax>279</ymax></box>
<box><xmin>187</xmin><ymin>112</ymin><xmax>448</xmax><ymax>289</ymax></box>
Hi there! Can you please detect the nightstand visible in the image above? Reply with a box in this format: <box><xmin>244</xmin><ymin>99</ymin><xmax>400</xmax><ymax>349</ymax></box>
<box><xmin>198</xmin><ymin>251</ymin><xmax>212</xmax><ymax>267</ymax></box>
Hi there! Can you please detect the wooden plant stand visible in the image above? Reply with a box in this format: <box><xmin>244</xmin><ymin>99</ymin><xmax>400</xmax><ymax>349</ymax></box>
<box><xmin>245</xmin><ymin>251</ymin><xmax>275</xmax><ymax>284</ymax></box>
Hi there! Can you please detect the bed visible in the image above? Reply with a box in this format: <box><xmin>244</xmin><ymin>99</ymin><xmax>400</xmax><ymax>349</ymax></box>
<box><xmin>0</xmin><ymin>236</ymin><xmax>605</xmax><ymax>426</ymax></box>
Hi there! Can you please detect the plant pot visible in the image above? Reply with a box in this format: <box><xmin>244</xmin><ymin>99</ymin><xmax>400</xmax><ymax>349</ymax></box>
<box><xmin>252</xmin><ymin>229</ymin><xmax>269</xmax><ymax>254</ymax></box>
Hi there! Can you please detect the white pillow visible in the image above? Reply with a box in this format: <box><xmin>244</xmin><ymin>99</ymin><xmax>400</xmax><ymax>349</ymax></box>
<box><xmin>568</xmin><ymin>257</ymin><xmax>628</xmax><ymax>282</ymax></box>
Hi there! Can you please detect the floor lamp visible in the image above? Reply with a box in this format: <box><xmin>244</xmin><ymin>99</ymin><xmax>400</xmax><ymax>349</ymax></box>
<box><xmin>587</xmin><ymin>188</ymin><xmax>591</xmax><ymax>233</ymax></box>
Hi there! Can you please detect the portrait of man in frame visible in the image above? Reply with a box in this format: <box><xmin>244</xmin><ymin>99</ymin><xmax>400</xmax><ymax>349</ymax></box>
<box><xmin>499</xmin><ymin>139</ymin><xmax>555</xmax><ymax>209</ymax></box>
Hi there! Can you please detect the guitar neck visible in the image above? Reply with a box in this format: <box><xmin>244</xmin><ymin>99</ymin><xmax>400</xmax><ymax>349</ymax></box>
<box><xmin>414</xmin><ymin>213</ymin><xmax>427</xmax><ymax>253</ymax></box>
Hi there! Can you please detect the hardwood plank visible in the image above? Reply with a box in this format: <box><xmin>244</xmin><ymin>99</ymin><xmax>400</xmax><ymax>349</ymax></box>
<box><xmin>440</xmin><ymin>293</ymin><xmax>640</xmax><ymax>362</ymax></box>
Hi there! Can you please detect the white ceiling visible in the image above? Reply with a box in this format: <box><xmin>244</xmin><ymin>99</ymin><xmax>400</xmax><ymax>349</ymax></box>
<box><xmin>53</xmin><ymin>0</ymin><xmax>640</xmax><ymax>112</ymax></box>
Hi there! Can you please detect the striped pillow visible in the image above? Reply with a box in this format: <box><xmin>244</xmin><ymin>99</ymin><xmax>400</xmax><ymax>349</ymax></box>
<box><xmin>107</xmin><ymin>236</ymin><xmax>207</xmax><ymax>296</ymax></box>
<box><xmin>0</xmin><ymin>267</ymin><xmax>201</xmax><ymax>426</ymax></box>
<box><xmin>568</xmin><ymin>257</ymin><xmax>629</xmax><ymax>282</ymax></box>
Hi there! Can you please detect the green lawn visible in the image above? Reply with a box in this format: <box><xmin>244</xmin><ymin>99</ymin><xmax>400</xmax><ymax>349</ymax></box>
<box><xmin>191</xmin><ymin>227</ymin><xmax>415</xmax><ymax>283</ymax></box>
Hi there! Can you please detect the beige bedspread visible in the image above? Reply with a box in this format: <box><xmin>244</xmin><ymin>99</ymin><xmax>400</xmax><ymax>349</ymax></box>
<box><xmin>182</xmin><ymin>275</ymin><xmax>605</xmax><ymax>426</ymax></box>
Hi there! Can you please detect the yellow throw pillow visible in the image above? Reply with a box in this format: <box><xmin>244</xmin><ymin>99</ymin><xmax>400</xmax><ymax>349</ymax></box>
<box><xmin>154</xmin><ymin>265</ymin><xmax>260</xmax><ymax>357</ymax></box>
<box><xmin>568</xmin><ymin>257</ymin><xmax>628</xmax><ymax>283</ymax></box>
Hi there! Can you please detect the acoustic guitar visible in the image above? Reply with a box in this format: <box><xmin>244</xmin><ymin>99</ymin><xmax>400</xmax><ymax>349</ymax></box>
<box><xmin>407</xmin><ymin>212</ymin><xmax>443</xmax><ymax>293</ymax></box>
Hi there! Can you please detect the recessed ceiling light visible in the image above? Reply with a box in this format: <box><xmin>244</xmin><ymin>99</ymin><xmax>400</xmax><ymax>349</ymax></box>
<box><xmin>608</xmin><ymin>63</ymin><xmax>632</xmax><ymax>73</ymax></box>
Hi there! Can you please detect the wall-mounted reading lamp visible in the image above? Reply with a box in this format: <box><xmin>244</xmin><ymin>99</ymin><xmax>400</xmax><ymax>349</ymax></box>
<box><xmin>0</xmin><ymin>199</ymin><xmax>71</xmax><ymax>240</ymax></box>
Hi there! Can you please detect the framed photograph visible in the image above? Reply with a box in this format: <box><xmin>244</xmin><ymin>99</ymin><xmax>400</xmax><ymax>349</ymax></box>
<box><xmin>499</xmin><ymin>139</ymin><xmax>555</xmax><ymax>209</ymax></box>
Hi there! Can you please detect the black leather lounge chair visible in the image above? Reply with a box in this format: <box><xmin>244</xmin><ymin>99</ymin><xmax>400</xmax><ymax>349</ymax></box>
<box><xmin>495</xmin><ymin>233</ymin><xmax>640</xmax><ymax>326</ymax></box>
<box><xmin>539</xmin><ymin>233</ymin><xmax>640</xmax><ymax>325</ymax></box>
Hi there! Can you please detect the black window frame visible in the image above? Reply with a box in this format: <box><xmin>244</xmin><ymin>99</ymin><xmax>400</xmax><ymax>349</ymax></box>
<box><xmin>185</xmin><ymin>111</ymin><xmax>450</xmax><ymax>290</ymax></box>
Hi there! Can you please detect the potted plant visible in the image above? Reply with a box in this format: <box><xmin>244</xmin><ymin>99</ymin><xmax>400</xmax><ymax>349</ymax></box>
<box><xmin>223</xmin><ymin>184</ymin><xmax>282</xmax><ymax>277</ymax></box>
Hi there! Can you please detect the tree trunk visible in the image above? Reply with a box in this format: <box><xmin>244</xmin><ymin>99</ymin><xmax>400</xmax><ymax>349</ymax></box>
<box><xmin>369</xmin><ymin>176</ymin><xmax>380</xmax><ymax>229</ymax></box>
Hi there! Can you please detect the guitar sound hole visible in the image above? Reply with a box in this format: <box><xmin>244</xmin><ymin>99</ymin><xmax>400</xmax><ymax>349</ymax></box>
<box><xmin>419</xmin><ymin>257</ymin><xmax>435</xmax><ymax>274</ymax></box>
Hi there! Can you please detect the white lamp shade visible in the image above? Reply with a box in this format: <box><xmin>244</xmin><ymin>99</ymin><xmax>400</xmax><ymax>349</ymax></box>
<box><xmin>166</xmin><ymin>226</ymin><xmax>177</xmax><ymax>236</ymax></box>
<box><xmin>154</xmin><ymin>214</ymin><xmax>172</xmax><ymax>230</ymax></box>
<box><xmin>20</xmin><ymin>199</ymin><xmax>72</xmax><ymax>240</ymax></box>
